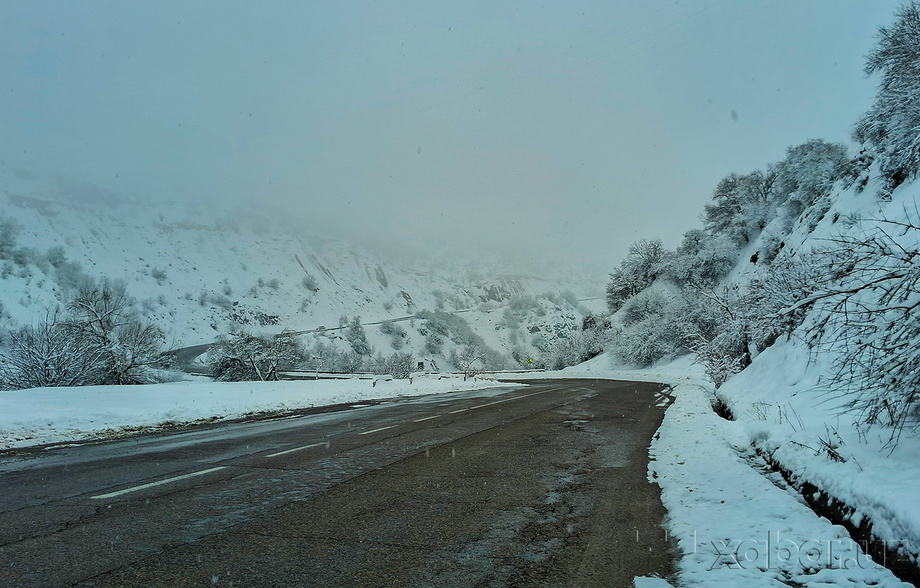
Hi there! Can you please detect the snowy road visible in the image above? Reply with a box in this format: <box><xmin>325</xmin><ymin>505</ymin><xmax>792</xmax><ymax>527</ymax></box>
<box><xmin>0</xmin><ymin>379</ymin><xmax>673</xmax><ymax>587</ymax></box>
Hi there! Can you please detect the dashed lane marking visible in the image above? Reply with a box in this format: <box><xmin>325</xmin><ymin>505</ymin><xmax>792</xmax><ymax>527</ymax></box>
<box><xmin>90</xmin><ymin>467</ymin><xmax>227</xmax><ymax>500</ymax></box>
<box><xmin>359</xmin><ymin>425</ymin><xmax>396</xmax><ymax>435</ymax></box>
<box><xmin>264</xmin><ymin>442</ymin><xmax>328</xmax><ymax>458</ymax></box>
<box><xmin>469</xmin><ymin>390</ymin><xmax>544</xmax><ymax>410</ymax></box>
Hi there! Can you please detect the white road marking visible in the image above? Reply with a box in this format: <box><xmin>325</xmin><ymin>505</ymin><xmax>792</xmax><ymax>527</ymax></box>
<box><xmin>469</xmin><ymin>391</ymin><xmax>543</xmax><ymax>410</ymax></box>
<box><xmin>359</xmin><ymin>425</ymin><xmax>395</xmax><ymax>435</ymax></box>
<box><xmin>413</xmin><ymin>415</ymin><xmax>440</xmax><ymax>422</ymax></box>
<box><xmin>425</xmin><ymin>389</ymin><xmax>556</xmax><ymax>419</ymax></box>
<box><xmin>89</xmin><ymin>467</ymin><xmax>227</xmax><ymax>500</ymax></box>
<box><xmin>263</xmin><ymin>442</ymin><xmax>328</xmax><ymax>458</ymax></box>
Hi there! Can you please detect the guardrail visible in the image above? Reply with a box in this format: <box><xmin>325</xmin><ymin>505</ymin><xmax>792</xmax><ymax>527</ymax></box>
<box><xmin>278</xmin><ymin>371</ymin><xmax>379</xmax><ymax>380</ymax></box>
<box><xmin>276</xmin><ymin>370</ymin><xmax>543</xmax><ymax>385</ymax></box>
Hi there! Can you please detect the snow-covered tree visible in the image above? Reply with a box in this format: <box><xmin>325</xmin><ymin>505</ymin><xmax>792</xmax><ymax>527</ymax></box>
<box><xmin>773</xmin><ymin>139</ymin><xmax>849</xmax><ymax>219</ymax></box>
<box><xmin>344</xmin><ymin>315</ymin><xmax>372</xmax><ymax>356</ymax></box>
<box><xmin>854</xmin><ymin>1</ymin><xmax>920</xmax><ymax>196</ymax></box>
<box><xmin>0</xmin><ymin>281</ymin><xmax>165</xmax><ymax>389</ymax></box>
<box><xmin>0</xmin><ymin>310</ymin><xmax>103</xmax><ymax>389</ymax></box>
<box><xmin>209</xmin><ymin>330</ymin><xmax>304</xmax><ymax>381</ymax></box>
<box><xmin>659</xmin><ymin>231</ymin><xmax>737</xmax><ymax>286</ymax></box>
<box><xmin>370</xmin><ymin>351</ymin><xmax>415</xmax><ymax>378</ymax></box>
<box><xmin>703</xmin><ymin>170</ymin><xmax>782</xmax><ymax>247</ymax></box>
<box><xmin>451</xmin><ymin>343</ymin><xmax>485</xmax><ymax>378</ymax></box>
<box><xmin>65</xmin><ymin>281</ymin><xmax>165</xmax><ymax>385</ymax></box>
<box><xmin>606</xmin><ymin>239</ymin><xmax>665</xmax><ymax>312</ymax></box>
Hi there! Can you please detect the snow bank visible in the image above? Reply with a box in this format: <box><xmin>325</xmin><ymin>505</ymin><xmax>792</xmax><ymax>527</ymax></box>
<box><xmin>0</xmin><ymin>375</ymin><xmax>505</xmax><ymax>450</ymax></box>
<box><xmin>719</xmin><ymin>336</ymin><xmax>920</xmax><ymax>578</ymax></box>
<box><xmin>654</xmin><ymin>378</ymin><xmax>909</xmax><ymax>586</ymax></box>
<box><xmin>502</xmin><ymin>352</ymin><xmax>706</xmax><ymax>384</ymax></box>
<box><xmin>529</xmin><ymin>352</ymin><xmax>912</xmax><ymax>586</ymax></box>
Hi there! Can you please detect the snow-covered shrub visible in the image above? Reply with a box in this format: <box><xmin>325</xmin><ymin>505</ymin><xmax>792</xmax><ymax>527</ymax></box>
<box><xmin>497</xmin><ymin>308</ymin><xmax>522</xmax><ymax>330</ymax></box>
<box><xmin>209</xmin><ymin>330</ymin><xmax>304</xmax><ymax>381</ymax></box>
<box><xmin>301</xmin><ymin>274</ymin><xmax>319</xmax><ymax>292</ymax></box>
<box><xmin>0</xmin><ymin>282</ymin><xmax>165</xmax><ymax>388</ymax></box>
<box><xmin>704</xmin><ymin>171</ymin><xmax>778</xmax><ymax>247</ymax></box>
<box><xmin>449</xmin><ymin>338</ymin><xmax>507</xmax><ymax>374</ymax></box>
<box><xmin>539</xmin><ymin>327</ymin><xmax>607</xmax><ymax>370</ymax></box>
<box><xmin>659</xmin><ymin>232</ymin><xmax>737</xmax><ymax>286</ymax></box>
<box><xmin>65</xmin><ymin>280</ymin><xmax>165</xmax><ymax>385</ymax></box>
<box><xmin>609</xmin><ymin>319</ymin><xmax>677</xmax><ymax>367</ymax></box>
<box><xmin>664</xmin><ymin>285</ymin><xmax>752</xmax><ymax>387</ymax></box>
<box><xmin>0</xmin><ymin>309</ymin><xmax>103</xmax><ymax>389</ymax></box>
<box><xmin>51</xmin><ymin>255</ymin><xmax>90</xmax><ymax>296</ymax></box>
<box><xmin>504</xmin><ymin>295</ymin><xmax>544</xmax><ymax>320</ymax></box>
<box><xmin>755</xmin><ymin>228</ymin><xmax>785</xmax><ymax>265</ymax></box>
<box><xmin>416</xmin><ymin>310</ymin><xmax>481</xmax><ymax>346</ymax></box>
<box><xmin>423</xmin><ymin>331</ymin><xmax>443</xmax><ymax>355</ymax></box>
<box><xmin>450</xmin><ymin>343</ymin><xmax>484</xmax><ymax>377</ymax></box>
<box><xmin>369</xmin><ymin>351</ymin><xmax>414</xmax><ymax>378</ymax></box>
<box><xmin>335</xmin><ymin>351</ymin><xmax>365</xmax><ymax>373</ymax></box>
<box><xmin>379</xmin><ymin>320</ymin><xmax>407</xmax><ymax>350</ymax></box>
<box><xmin>45</xmin><ymin>246</ymin><xmax>66</xmax><ymax>268</ymax></box>
<box><xmin>620</xmin><ymin>290</ymin><xmax>668</xmax><ymax>326</ymax></box>
<box><xmin>0</xmin><ymin>215</ymin><xmax>18</xmax><ymax>259</ymax></box>
<box><xmin>151</xmin><ymin>267</ymin><xmax>167</xmax><ymax>285</ymax></box>
<box><xmin>773</xmin><ymin>139</ymin><xmax>850</xmax><ymax>218</ymax></box>
<box><xmin>745</xmin><ymin>248</ymin><xmax>841</xmax><ymax>351</ymax></box>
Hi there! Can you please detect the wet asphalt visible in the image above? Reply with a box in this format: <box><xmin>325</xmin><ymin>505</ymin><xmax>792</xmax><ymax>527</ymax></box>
<box><xmin>0</xmin><ymin>379</ymin><xmax>675</xmax><ymax>587</ymax></box>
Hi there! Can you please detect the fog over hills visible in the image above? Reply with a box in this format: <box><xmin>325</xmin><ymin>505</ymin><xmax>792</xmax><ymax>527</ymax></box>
<box><xmin>0</xmin><ymin>165</ymin><xmax>605</xmax><ymax>370</ymax></box>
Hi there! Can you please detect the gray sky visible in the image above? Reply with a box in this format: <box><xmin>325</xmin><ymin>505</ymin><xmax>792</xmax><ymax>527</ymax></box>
<box><xmin>0</xmin><ymin>1</ymin><xmax>899</xmax><ymax>273</ymax></box>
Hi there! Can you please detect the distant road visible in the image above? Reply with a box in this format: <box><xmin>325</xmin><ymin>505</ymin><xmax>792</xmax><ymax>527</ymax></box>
<box><xmin>0</xmin><ymin>379</ymin><xmax>675</xmax><ymax>587</ymax></box>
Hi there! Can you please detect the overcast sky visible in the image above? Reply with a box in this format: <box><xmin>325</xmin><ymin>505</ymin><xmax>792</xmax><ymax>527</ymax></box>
<box><xmin>0</xmin><ymin>1</ymin><xmax>900</xmax><ymax>274</ymax></box>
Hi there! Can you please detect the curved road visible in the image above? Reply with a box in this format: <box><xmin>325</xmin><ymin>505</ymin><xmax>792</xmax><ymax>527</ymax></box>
<box><xmin>0</xmin><ymin>378</ymin><xmax>675</xmax><ymax>587</ymax></box>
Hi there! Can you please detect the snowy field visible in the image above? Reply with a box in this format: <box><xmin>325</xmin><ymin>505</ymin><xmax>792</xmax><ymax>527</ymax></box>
<box><xmin>0</xmin><ymin>374</ymin><xmax>505</xmax><ymax>451</ymax></box>
<box><xmin>535</xmin><ymin>354</ymin><xmax>916</xmax><ymax>587</ymax></box>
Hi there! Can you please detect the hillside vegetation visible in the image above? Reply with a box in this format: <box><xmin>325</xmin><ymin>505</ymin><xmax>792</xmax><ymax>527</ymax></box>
<box><xmin>0</xmin><ymin>171</ymin><xmax>603</xmax><ymax>386</ymax></box>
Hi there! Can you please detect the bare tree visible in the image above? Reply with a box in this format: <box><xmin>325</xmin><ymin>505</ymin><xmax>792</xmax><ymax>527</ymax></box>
<box><xmin>0</xmin><ymin>310</ymin><xmax>103</xmax><ymax>389</ymax></box>
<box><xmin>452</xmin><ymin>342</ymin><xmax>485</xmax><ymax>380</ymax></box>
<box><xmin>793</xmin><ymin>215</ymin><xmax>920</xmax><ymax>447</ymax></box>
<box><xmin>65</xmin><ymin>281</ymin><xmax>164</xmax><ymax>384</ymax></box>
<box><xmin>0</xmin><ymin>281</ymin><xmax>165</xmax><ymax>389</ymax></box>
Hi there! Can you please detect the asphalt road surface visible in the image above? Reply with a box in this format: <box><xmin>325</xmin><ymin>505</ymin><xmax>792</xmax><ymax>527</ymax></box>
<box><xmin>0</xmin><ymin>379</ymin><xmax>675</xmax><ymax>587</ymax></box>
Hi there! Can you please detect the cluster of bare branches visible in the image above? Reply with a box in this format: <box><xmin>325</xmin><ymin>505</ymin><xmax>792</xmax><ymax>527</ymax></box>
<box><xmin>803</xmin><ymin>214</ymin><xmax>920</xmax><ymax>447</ymax></box>
<box><xmin>0</xmin><ymin>281</ymin><xmax>165</xmax><ymax>389</ymax></box>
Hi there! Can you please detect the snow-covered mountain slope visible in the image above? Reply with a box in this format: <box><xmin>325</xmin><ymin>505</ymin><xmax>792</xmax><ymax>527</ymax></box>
<box><xmin>712</xmin><ymin>166</ymin><xmax>920</xmax><ymax>573</ymax></box>
<box><xmin>0</xmin><ymin>166</ymin><xmax>604</xmax><ymax>366</ymax></box>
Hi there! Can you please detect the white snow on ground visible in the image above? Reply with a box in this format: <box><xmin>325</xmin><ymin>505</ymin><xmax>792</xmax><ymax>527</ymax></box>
<box><xmin>532</xmin><ymin>352</ymin><xmax>913</xmax><ymax>587</ymax></box>
<box><xmin>0</xmin><ymin>375</ymin><xmax>505</xmax><ymax>451</ymax></box>
<box><xmin>718</xmin><ymin>337</ymin><xmax>920</xmax><ymax>579</ymax></box>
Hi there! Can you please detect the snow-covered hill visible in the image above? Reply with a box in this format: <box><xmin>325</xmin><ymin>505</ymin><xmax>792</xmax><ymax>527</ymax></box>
<box><xmin>0</xmin><ymin>165</ymin><xmax>604</xmax><ymax>368</ymax></box>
